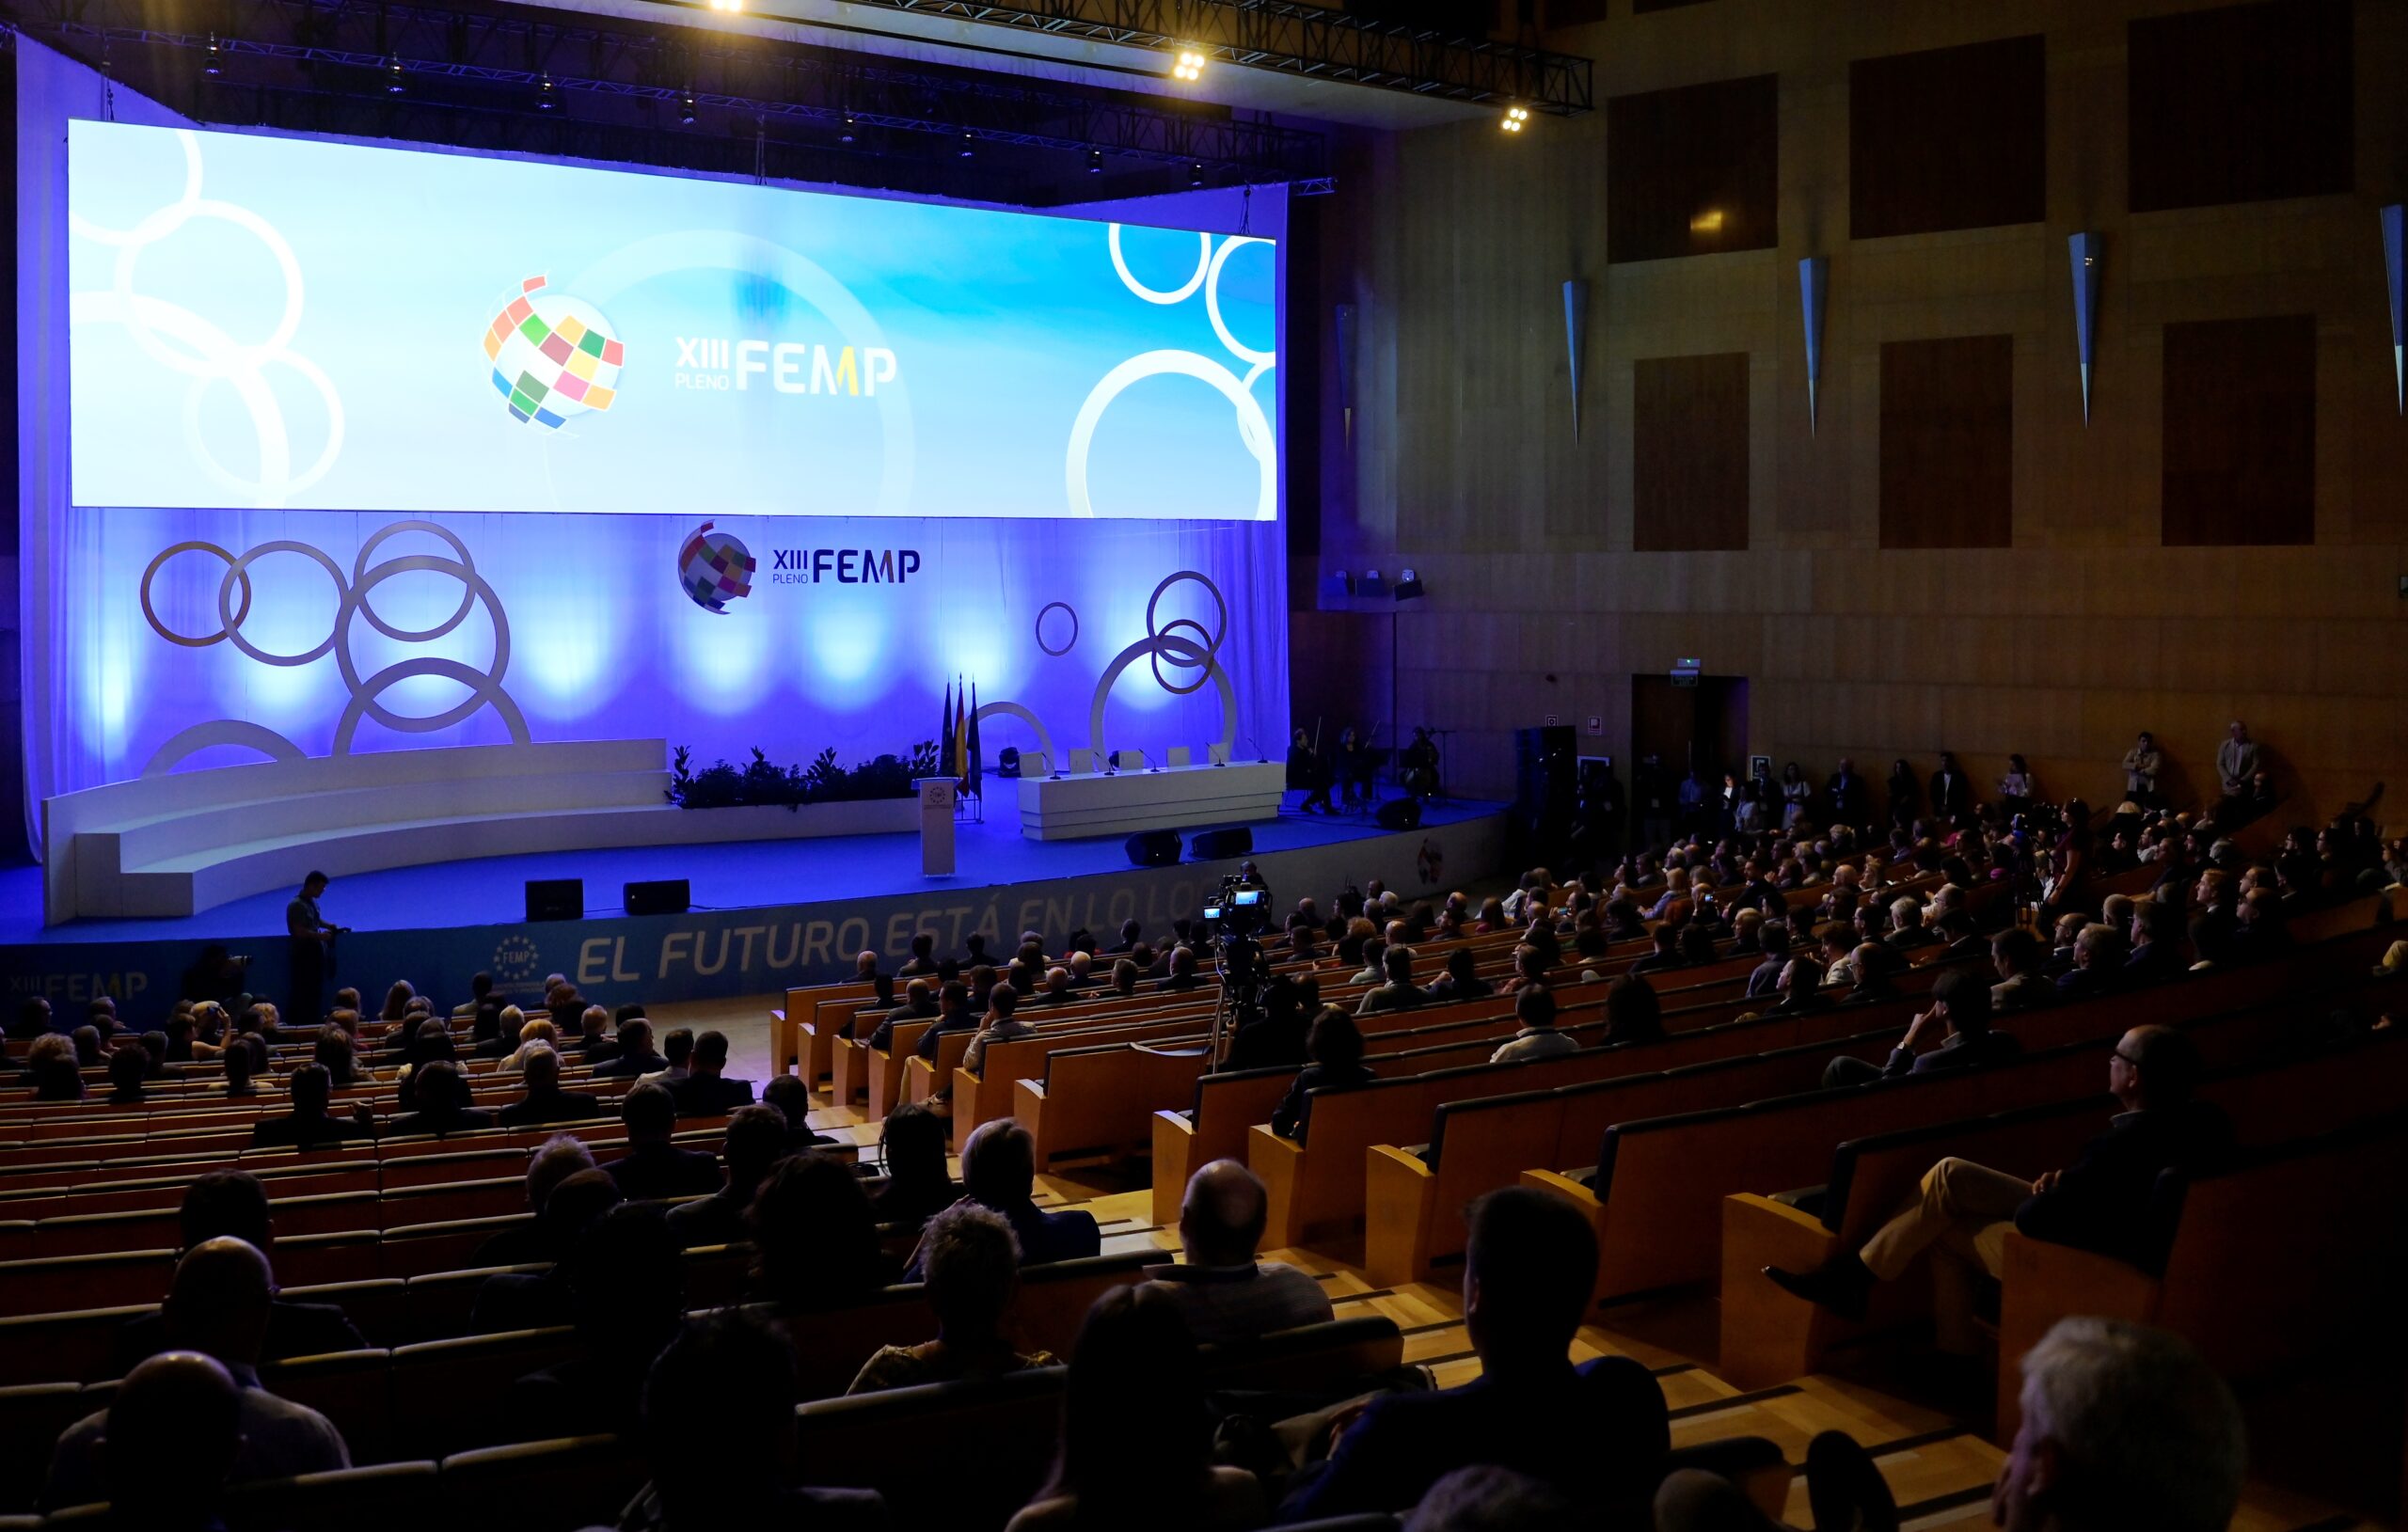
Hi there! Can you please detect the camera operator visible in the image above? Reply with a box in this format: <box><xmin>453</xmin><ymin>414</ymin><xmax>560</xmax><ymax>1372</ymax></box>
<box><xmin>286</xmin><ymin>871</ymin><xmax>345</xmax><ymax>1027</ymax></box>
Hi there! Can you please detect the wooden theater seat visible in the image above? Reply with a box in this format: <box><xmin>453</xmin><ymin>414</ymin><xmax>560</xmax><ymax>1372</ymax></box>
<box><xmin>223</xmin><ymin>1461</ymin><xmax>443</xmax><ymax>1532</ymax></box>
<box><xmin>794</xmin><ymin>1365</ymin><xmax>1067</xmax><ymax>1528</ymax></box>
<box><xmin>1994</xmin><ymin>1107</ymin><xmax>2408</xmax><ymax>1443</ymax></box>
<box><xmin>388</xmin><ymin>1327</ymin><xmax>580</xmax><ymax>1461</ymax></box>
<box><xmin>439</xmin><ymin>1433</ymin><xmax>650</xmax><ymax>1532</ymax></box>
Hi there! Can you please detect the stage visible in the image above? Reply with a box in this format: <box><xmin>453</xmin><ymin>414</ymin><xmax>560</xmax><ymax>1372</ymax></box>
<box><xmin>0</xmin><ymin>799</ymin><xmax>1508</xmax><ymax>1014</ymax></box>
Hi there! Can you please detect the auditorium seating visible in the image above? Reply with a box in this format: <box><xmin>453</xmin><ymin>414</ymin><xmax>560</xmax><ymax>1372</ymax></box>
<box><xmin>1720</xmin><ymin>1018</ymin><xmax>2408</xmax><ymax>1391</ymax></box>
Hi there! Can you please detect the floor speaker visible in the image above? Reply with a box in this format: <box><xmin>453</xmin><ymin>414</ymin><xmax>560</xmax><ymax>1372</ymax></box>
<box><xmin>1375</xmin><ymin>798</ymin><xmax>1423</xmax><ymax>830</ymax></box>
<box><xmin>625</xmin><ymin>878</ymin><xmax>691</xmax><ymax>916</ymax></box>
<box><xmin>526</xmin><ymin>878</ymin><xmax>583</xmax><ymax>923</ymax></box>
<box><xmin>1125</xmin><ymin>829</ymin><xmax>1182</xmax><ymax>867</ymax></box>
<box><xmin>1190</xmin><ymin>827</ymin><xmax>1254</xmax><ymax>861</ymax></box>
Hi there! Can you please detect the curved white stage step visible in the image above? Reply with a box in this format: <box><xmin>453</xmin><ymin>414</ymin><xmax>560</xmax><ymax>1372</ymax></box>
<box><xmin>42</xmin><ymin>741</ymin><xmax>915</xmax><ymax>925</ymax></box>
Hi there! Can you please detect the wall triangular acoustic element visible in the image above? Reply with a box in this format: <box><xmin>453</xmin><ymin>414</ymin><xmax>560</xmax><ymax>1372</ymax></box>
<box><xmin>1562</xmin><ymin>279</ymin><xmax>1588</xmax><ymax>441</ymax></box>
<box><xmin>1798</xmin><ymin>257</ymin><xmax>1828</xmax><ymax>434</ymax></box>
<box><xmin>2382</xmin><ymin>205</ymin><xmax>2405</xmax><ymax>416</ymax></box>
<box><xmin>1334</xmin><ymin>303</ymin><xmax>1357</xmax><ymax>445</ymax></box>
<box><xmin>2069</xmin><ymin>231</ymin><xmax>2103</xmax><ymax>424</ymax></box>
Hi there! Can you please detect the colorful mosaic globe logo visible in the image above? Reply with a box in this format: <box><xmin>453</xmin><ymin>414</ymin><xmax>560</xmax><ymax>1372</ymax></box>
<box><xmin>481</xmin><ymin>275</ymin><xmax>625</xmax><ymax>430</ymax></box>
<box><xmin>679</xmin><ymin>522</ymin><xmax>754</xmax><ymax>614</ymax></box>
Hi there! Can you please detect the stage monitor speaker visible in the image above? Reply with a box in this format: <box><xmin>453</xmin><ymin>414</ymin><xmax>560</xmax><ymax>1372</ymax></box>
<box><xmin>1376</xmin><ymin>798</ymin><xmax>1423</xmax><ymax>830</ymax></box>
<box><xmin>526</xmin><ymin>878</ymin><xmax>583</xmax><ymax>923</ymax></box>
<box><xmin>625</xmin><ymin>878</ymin><xmax>691</xmax><ymax>916</ymax></box>
<box><xmin>1125</xmin><ymin>829</ymin><xmax>1183</xmax><ymax>867</ymax></box>
<box><xmin>1190</xmin><ymin>827</ymin><xmax>1253</xmax><ymax>861</ymax></box>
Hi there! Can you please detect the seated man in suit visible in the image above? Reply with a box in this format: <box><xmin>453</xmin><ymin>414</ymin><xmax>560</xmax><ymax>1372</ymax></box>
<box><xmin>1820</xmin><ymin>969</ymin><xmax>2020</xmax><ymax>1088</ymax></box>
<box><xmin>2053</xmin><ymin>923</ymin><xmax>2127</xmax><ymax>1000</ymax></box>
<box><xmin>1143</xmin><ymin>1159</ymin><xmax>1333</xmax><ymax>1347</ymax></box>
<box><xmin>1157</xmin><ymin>945</ymin><xmax>1208</xmax><ymax>994</ymax></box>
<box><xmin>1765</xmin><ymin>1025</ymin><xmax>2233</xmax><ymax>1354</ymax></box>
<box><xmin>1989</xmin><ymin>927</ymin><xmax>2056</xmax><ymax>1015</ymax></box>
<box><xmin>508</xmin><ymin>1203</ymin><xmax>687</xmax><ymax>1441</ymax></box>
<box><xmin>2124</xmin><ymin>898</ymin><xmax>2191</xmax><ymax>986</ymax></box>
<box><xmin>48</xmin><ymin>1239</ymin><xmax>351</xmax><ymax>1508</ymax></box>
<box><xmin>468</xmin><ymin>1169</ymin><xmax>624</xmax><ymax>1333</ymax></box>
<box><xmin>605</xmin><ymin>1082</ymin><xmax>723</xmax><ymax>1200</ymax></box>
<box><xmin>1745</xmin><ymin>924</ymin><xmax>1792</xmax><ymax>1000</ymax></box>
<box><xmin>593</xmin><ymin>1017</ymin><xmax>670</xmax><ymax>1078</ymax></box>
<box><xmin>908</xmin><ymin>1116</ymin><xmax>1097</xmax><ymax>1276</ymax></box>
<box><xmin>114</xmin><ymin>1171</ymin><xmax>366</xmax><ymax>1372</ymax></box>
<box><xmin>867</xmin><ymin>978</ymin><xmax>941</xmax><ymax>1041</ymax></box>
<box><xmin>248</xmin><ymin>1063</ymin><xmax>371</xmax><ymax>1149</ymax></box>
<box><xmin>664</xmin><ymin>1029</ymin><xmax>755</xmax><ymax>1117</ymax></box>
<box><xmin>1278</xmin><ymin>1188</ymin><xmax>1671</xmax><ymax>1522</ymax></box>
<box><xmin>497</xmin><ymin>1044</ymin><xmax>607</xmax><ymax>1127</ymax></box>
<box><xmin>885</xmin><ymin>980</ymin><xmax>971</xmax><ymax>1058</ymax></box>
<box><xmin>666</xmin><ymin>1105</ymin><xmax>789</xmax><ymax>1250</ymax></box>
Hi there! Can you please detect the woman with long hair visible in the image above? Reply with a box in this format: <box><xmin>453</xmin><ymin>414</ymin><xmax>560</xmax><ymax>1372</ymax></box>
<box><xmin>1780</xmin><ymin>762</ymin><xmax>1812</xmax><ymax>830</ymax></box>
<box><xmin>1006</xmin><ymin>1287</ymin><xmax>1261</xmax><ymax>1531</ymax></box>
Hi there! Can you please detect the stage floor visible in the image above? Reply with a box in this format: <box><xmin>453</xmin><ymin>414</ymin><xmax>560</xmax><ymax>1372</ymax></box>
<box><xmin>5</xmin><ymin>798</ymin><xmax>1504</xmax><ymax>947</ymax></box>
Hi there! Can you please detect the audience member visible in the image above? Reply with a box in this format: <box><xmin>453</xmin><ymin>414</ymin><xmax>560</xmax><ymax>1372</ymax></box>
<box><xmin>850</xmin><ymin>1201</ymin><xmax>1054</xmax><ymax>1394</ymax></box>
<box><xmin>664</xmin><ymin>1029</ymin><xmax>754</xmax><ymax>1115</ymax></box>
<box><xmin>872</xmin><ymin>1100</ymin><xmax>959</xmax><ymax>1230</ymax></box>
<box><xmin>1993</xmin><ymin>1318</ymin><xmax>2245</xmax><ymax>1532</ymax></box>
<box><xmin>1491</xmin><ymin>986</ymin><xmax>1578</xmax><ymax>1063</ymax></box>
<box><xmin>1143</xmin><ymin>1159</ymin><xmax>1333</xmax><ymax>1345</ymax></box>
<box><xmin>1822</xmin><ymin>969</ymin><xmax>2020</xmax><ymax>1087</ymax></box>
<box><xmin>475</xmin><ymin>1134</ymin><xmax>600</xmax><ymax>1265</ymax></box>
<box><xmin>113</xmin><ymin>1171</ymin><xmax>366</xmax><ymax>1371</ymax></box>
<box><xmin>748</xmin><ymin>1151</ymin><xmax>889</xmax><ymax>1310</ymax></box>
<box><xmin>47</xmin><ymin>1239</ymin><xmax>350</xmax><ymax>1508</ymax></box>
<box><xmin>593</xmin><ymin>1018</ymin><xmax>669</xmax><ymax>1077</ymax></box>
<box><xmin>249</xmin><ymin>1063</ymin><xmax>369</xmax><ymax>1148</ymax></box>
<box><xmin>1270</xmin><ymin>1009</ymin><xmax>1376</xmax><ymax>1141</ymax></box>
<box><xmin>666</xmin><ymin>1104</ymin><xmax>790</xmax><ymax>1248</ymax></box>
<box><xmin>1007</xmin><ymin>1286</ymin><xmax>1262</xmax><ymax>1532</ymax></box>
<box><xmin>910</xmin><ymin>1117</ymin><xmax>1099</xmax><ymax>1274</ymax></box>
<box><xmin>760</xmin><ymin>1072</ymin><xmax>839</xmax><ymax>1151</ymax></box>
<box><xmin>496</xmin><ymin>1043</ymin><xmax>607</xmax><ymax>1126</ymax></box>
<box><xmin>962</xmin><ymin>987</ymin><xmax>1036</xmax><ymax>1076</ymax></box>
<box><xmin>509</xmin><ymin>1203</ymin><xmax>686</xmax><ymax>1439</ymax></box>
<box><xmin>1766</xmin><ymin>1026</ymin><xmax>2232</xmax><ymax>1351</ymax></box>
<box><xmin>1278</xmin><ymin>1188</ymin><xmax>1669</xmax><ymax>1521</ymax></box>
<box><xmin>605</xmin><ymin>1082</ymin><xmax>722</xmax><ymax>1199</ymax></box>
<box><xmin>615</xmin><ymin>1312</ymin><xmax>886</xmax><ymax>1531</ymax></box>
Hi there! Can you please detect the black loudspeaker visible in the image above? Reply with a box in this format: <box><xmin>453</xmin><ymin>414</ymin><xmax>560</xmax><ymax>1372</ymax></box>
<box><xmin>1375</xmin><ymin>798</ymin><xmax>1423</xmax><ymax>830</ymax></box>
<box><xmin>1190</xmin><ymin>827</ymin><xmax>1254</xmax><ymax>861</ymax></box>
<box><xmin>625</xmin><ymin>878</ymin><xmax>691</xmax><ymax>916</ymax></box>
<box><xmin>1514</xmin><ymin>725</ymin><xmax>1578</xmax><ymax>832</ymax></box>
<box><xmin>1125</xmin><ymin>829</ymin><xmax>1183</xmax><ymax>867</ymax></box>
<box><xmin>526</xmin><ymin>878</ymin><xmax>584</xmax><ymax>923</ymax></box>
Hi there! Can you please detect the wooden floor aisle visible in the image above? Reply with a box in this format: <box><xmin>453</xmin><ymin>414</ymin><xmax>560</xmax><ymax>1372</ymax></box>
<box><xmin>663</xmin><ymin>991</ymin><xmax>2387</xmax><ymax>1532</ymax></box>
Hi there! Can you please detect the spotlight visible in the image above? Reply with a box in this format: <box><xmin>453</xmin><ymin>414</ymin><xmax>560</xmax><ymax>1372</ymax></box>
<box><xmin>707</xmin><ymin>0</ymin><xmax>744</xmax><ymax>11</ymax></box>
<box><xmin>1171</xmin><ymin>45</ymin><xmax>1208</xmax><ymax>82</ymax></box>
<box><xmin>958</xmin><ymin>131</ymin><xmax>974</xmax><ymax>158</ymax></box>
<box><xmin>1087</xmin><ymin>149</ymin><xmax>1103</xmax><ymax>175</ymax></box>
<box><xmin>1189</xmin><ymin>161</ymin><xmax>1205</xmax><ymax>187</ymax></box>
<box><xmin>680</xmin><ymin>89</ymin><xmax>697</xmax><ymax>124</ymax></box>
<box><xmin>537</xmin><ymin>74</ymin><xmax>558</xmax><ymax>110</ymax></box>
<box><xmin>203</xmin><ymin>33</ymin><xmax>223</xmax><ymax>76</ymax></box>
<box><xmin>839</xmin><ymin>111</ymin><xmax>857</xmax><ymax>143</ymax></box>
<box><xmin>385</xmin><ymin>55</ymin><xmax>405</xmax><ymax>93</ymax></box>
<box><xmin>1500</xmin><ymin>103</ymin><xmax>1529</xmax><ymax>133</ymax></box>
<box><xmin>1394</xmin><ymin>568</ymin><xmax>1425</xmax><ymax>602</ymax></box>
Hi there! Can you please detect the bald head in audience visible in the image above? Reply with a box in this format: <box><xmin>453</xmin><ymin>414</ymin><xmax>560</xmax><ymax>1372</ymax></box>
<box><xmin>100</xmin><ymin>1351</ymin><xmax>245</xmax><ymax>1525</ymax></box>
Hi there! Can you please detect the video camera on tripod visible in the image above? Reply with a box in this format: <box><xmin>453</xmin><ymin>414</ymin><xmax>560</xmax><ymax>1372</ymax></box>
<box><xmin>1200</xmin><ymin>874</ymin><xmax>1272</xmax><ymax>1060</ymax></box>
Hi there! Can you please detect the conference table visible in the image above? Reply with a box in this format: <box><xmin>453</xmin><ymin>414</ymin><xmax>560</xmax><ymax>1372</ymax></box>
<box><xmin>1014</xmin><ymin>761</ymin><xmax>1286</xmax><ymax>842</ymax></box>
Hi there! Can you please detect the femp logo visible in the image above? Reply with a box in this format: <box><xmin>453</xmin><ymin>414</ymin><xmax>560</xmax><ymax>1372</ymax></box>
<box><xmin>491</xmin><ymin>933</ymin><xmax>543</xmax><ymax>985</ymax></box>
<box><xmin>674</xmin><ymin>337</ymin><xmax>899</xmax><ymax>396</ymax></box>
<box><xmin>769</xmin><ymin>547</ymin><xmax>923</xmax><ymax>587</ymax></box>
<box><xmin>679</xmin><ymin>522</ymin><xmax>756</xmax><ymax>613</ymax></box>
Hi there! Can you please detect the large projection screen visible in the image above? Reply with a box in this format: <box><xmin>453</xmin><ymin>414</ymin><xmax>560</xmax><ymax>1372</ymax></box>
<box><xmin>33</xmin><ymin>111</ymin><xmax>1287</xmax><ymax>811</ymax></box>
<box><xmin>68</xmin><ymin>121</ymin><xmax>1278</xmax><ymax>521</ymax></box>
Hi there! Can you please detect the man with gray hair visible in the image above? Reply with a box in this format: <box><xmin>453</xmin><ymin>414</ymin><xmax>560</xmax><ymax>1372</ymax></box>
<box><xmin>1145</xmin><ymin>1159</ymin><xmax>1334</xmax><ymax>1345</ymax></box>
<box><xmin>1887</xmin><ymin>895</ymin><xmax>1939</xmax><ymax>951</ymax></box>
<box><xmin>1995</xmin><ymin>1317</ymin><xmax>2245</xmax><ymax>1532</ymax></box>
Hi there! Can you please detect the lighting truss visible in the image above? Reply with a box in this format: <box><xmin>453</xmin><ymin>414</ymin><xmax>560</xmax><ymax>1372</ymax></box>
<box><xmin>4</xmin><ymin>0</ymin><xmax>1339</xmax><ymax>194</ymax></box>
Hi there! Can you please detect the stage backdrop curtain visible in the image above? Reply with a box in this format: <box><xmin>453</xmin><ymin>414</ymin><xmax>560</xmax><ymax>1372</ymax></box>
<box><xmin>17</xmin><ymin>54</ymin><xmax>1289</xmax><ymax>855</ymax></box>
<box><xmin>16</xmin><ymin>39</ymin><xmax>193</xmax><ymax>854</ymax></box>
